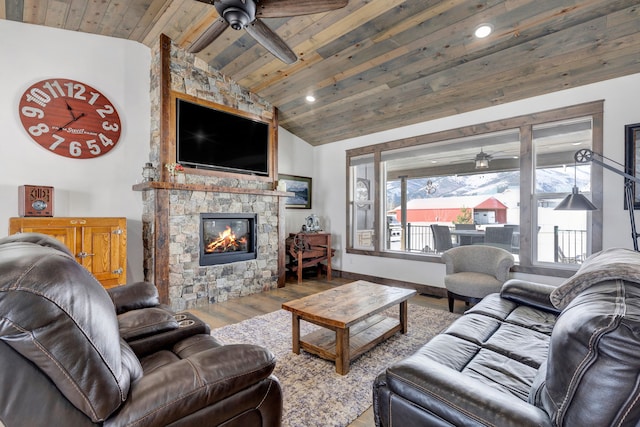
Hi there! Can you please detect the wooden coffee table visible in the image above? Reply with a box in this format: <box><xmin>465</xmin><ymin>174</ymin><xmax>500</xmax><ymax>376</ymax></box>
<box><xmin>281</xmin><ymin>280</ymin><xmax>416</xmax><ymax>375</ymax></box>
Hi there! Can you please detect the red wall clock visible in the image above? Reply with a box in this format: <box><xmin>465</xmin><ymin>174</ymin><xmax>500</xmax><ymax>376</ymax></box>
<box><xmin>18</xmin><ymin>78</ymin><xmax>122</xmax><ymax>159</ymax></box>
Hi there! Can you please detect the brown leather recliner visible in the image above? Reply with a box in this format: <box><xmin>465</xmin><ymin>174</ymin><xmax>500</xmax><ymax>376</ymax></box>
<box><xmin>0</xmin><ymin>233</ymin><xmax>282</xmax><ymax>426</ymax></box>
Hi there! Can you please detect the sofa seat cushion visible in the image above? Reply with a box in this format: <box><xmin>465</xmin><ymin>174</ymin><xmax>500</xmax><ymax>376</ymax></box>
<box><xmin>445</xmin><ymin>272</ymin><xmax>502</xmax><ymax>298</ymax></box>
<box><xmin>393</xmin><ymin>335</ymin><xmax>539</xmax><ymax>399</ymax></box>
<box><xmin>139</xmin><ymin>334</ymin><xmax>224</xmax><ymax>374</ymax></box>
<box><xmin>382</xmin><ymin>293</ymin><xmax>558</xmax><ymax>422</ymax></box>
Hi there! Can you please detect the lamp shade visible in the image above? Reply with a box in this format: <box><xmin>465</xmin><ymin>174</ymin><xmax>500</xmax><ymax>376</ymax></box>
<box><xmin>555</xmin><ymin>186</ymin><xmax>597</xmax><ymax>211</ymax></box>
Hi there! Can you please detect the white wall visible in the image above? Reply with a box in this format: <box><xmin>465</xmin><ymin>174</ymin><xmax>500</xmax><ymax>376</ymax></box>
<box><xmin>308</xmin><ymin>73</ymin><xmax>640</xmax><ymax>289</ymax></box>
<box><xmin>0</xmin><ymin>20</ymin><xmax>151</xmax><ymax>283</ymax></box>
<box><xmin>277</xmin><ymin>127</ymin><xmax>316</xmax><ymax>235</ymax></box>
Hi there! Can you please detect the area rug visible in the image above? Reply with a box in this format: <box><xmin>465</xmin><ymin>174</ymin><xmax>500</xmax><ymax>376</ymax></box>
<box><xmin>210</xmin><ymin>304</ymin><xmax>460</xmax><ymax>427</ymax></box>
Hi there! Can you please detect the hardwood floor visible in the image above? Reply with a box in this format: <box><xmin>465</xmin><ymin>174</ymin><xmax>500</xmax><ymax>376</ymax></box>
<box><xmin>188</xmin><ymin>275</ymin><xmax>464</xmax><ymax>427</ymax></box>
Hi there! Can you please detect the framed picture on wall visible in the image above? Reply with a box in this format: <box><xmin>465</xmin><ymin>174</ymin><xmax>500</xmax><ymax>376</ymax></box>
<box><xmin>624</xmin><ymin>122</ymin><xmax>640</xmax><ymax>209</ymax></box>
<box><xmin>279</xmin><ymin>174</ymin><xmax>312</xmax><ymax>209</ymax></box>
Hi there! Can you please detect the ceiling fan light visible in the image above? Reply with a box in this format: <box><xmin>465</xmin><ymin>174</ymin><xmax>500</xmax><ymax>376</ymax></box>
<box><xmin>475</xmin><ymin>151</ymin><xmax>490</xmax><ymax>169</ymax></box>
<box><xmin>224</xmin><ymin>7</ymin><xmax>252</xmax><ymax>30</ymax></box>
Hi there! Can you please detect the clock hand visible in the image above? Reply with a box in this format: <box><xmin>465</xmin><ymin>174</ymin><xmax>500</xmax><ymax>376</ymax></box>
<box><xmin>55</xmin><ymin>112</ymin><xmax>86</xmax><ymax>132</ymax></box>
<box><xmin>65</xmin><ymin>101</ymin><xmax>77</xmax><ymax>120</ymax></box>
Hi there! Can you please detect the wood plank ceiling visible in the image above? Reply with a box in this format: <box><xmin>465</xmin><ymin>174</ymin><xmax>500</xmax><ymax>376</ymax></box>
<box><xmin>3</xmin><ymin>1</ymin><xmax>640</xmax><ymax>146</ymax></box>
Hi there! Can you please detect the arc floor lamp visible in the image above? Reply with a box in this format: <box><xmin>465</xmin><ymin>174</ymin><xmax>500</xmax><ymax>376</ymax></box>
<box><xmin>555</xmin><ymin>148</ymin><xmax>640</xmax><ymax>251</ymax></box>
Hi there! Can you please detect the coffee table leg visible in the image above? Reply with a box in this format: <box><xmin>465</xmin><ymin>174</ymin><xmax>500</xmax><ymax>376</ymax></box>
<box><xmin>292</xmin><ymin>314</ymin><xmax>300</xmax><ymax>354</ymax></box>
<box><xmin>400</xmin><ymin>300</ymin><xmax>408</xmax><ymax>334</ymax></box>
<box><xmin>336</xmin><ymin>327</ymin><xmax>350</xmax><ymax>375</ymax></box>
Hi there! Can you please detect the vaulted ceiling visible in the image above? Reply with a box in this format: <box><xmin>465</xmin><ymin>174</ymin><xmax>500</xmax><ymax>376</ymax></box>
<box><xmin>3</xmin><ymin>1</ymin><xmax>640</xmax><ymax>146</ymax></box>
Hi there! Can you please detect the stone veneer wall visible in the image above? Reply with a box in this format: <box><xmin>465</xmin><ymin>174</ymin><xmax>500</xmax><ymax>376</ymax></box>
<box><xmin>144</xmin><ymin>38</ymin><xmax>280</xmax><ymax>311</ymax></box>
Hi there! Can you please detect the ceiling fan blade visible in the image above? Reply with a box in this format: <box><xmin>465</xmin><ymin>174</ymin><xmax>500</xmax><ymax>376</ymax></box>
<box><xmin>256</xmin><ymin>0</ymin><xmax>348</xmax><ymax>18</ymax></box>
<box><xmin>188</xmin><ymin>18</ymin><xmax>229</xmax><ymax>53</ymax></box>
<box><xmin>245</xmin><ymin>19</ymin><xmax>297</xmax><ymax>64</ymax></box>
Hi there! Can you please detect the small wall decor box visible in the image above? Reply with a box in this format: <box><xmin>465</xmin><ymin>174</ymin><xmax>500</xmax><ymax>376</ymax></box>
<box><xmin>19</xmin><ymin>185</ymin><xmax>54</xmax><ymax>217</ymax></box>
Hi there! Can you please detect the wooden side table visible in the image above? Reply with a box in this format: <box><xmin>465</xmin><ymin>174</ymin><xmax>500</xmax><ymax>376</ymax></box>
<box><xmin>286</xmin><ymin>232</ymin><xmax>333</xmax><ymax>283</ymax></box>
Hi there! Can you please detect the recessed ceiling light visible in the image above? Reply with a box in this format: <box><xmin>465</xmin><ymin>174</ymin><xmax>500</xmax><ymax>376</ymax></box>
<box><xmin>305</xmin><ymin>95</ymin><xmax>316</xmax><ymax>103</ymax></box>
<box><xmin>474</xmin><ymin>24</ymin><xmax>493</xmax><ymax>39</ymax></box>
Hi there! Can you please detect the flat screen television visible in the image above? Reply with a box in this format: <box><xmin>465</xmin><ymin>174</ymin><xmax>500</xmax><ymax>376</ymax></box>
<box><xmin>176</xmin><ymin>97</ymin><xmax>271</xmax><ymax>176</ymax></box>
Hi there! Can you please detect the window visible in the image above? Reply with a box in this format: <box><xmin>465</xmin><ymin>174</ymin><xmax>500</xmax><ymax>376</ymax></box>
<box><xmin>533</xmin><ymin>118</ymin><xmax>593</xmax><ymax>264</ymax></box>
<box><xmin>346</xmin><ymin>102</ymin><xmax>603</xmax><ymax>274</ymax></box>
<box><xmin>350</xmin><ymin>154</ymin><xmax>375</xmax><ymax>250</ymax></box>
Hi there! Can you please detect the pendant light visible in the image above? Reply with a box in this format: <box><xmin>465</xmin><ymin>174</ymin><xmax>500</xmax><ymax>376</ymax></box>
<box><xmin>555</xmin><ymin>160</ymin><xmax>597</xmax><ymax>211</ymax></box>
<box><xmin>475</xmin><ymin>149</ymin><xmax>490</xmax><ymax>169</ymax></box>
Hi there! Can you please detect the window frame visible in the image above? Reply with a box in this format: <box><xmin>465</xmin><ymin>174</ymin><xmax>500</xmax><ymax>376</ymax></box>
<box><xmin>345</xmin><ymin>101</ymin><xmax>603</xmax><ymax>277</ymax></box>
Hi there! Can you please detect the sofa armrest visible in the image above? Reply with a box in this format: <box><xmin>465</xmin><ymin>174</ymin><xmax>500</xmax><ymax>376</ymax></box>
<box><xmin>125</xmin><ymin>312</ymin><xmax>211</xmax><ymax>357</ymax></box>
<box><xmin>381</xmin><ymin>361</ymin><xmax>552</xmax><ymax>427</ymax></box>
<box><xmin>107</xmin><ymin>281</ymin><xmax>160</xmax><ymax>314</ymax></box>
<box><xmin>117</xmin><ymin>307</ymin><xmax>179</xmax><ymax>341</ymax></box>
<box><xmin>110</xmin><ymin>344</ymin><xmax>279</xmax><ymax>426</ymax></box>
<box><xmin>500</xmin><ymin>279</ymin><xmax>560</xmax><ymax>314</ymax></box>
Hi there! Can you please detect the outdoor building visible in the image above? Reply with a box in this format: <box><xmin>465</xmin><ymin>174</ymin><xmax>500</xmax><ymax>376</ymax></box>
<box><xmin>391</xmin><ymin>195</ymin><xmax>509</xmax><ymax>225</ymax></box>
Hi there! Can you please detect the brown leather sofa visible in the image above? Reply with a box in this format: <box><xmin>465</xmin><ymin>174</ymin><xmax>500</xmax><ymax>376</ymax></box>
<box><xmin>0</xmin><ymin>233</ymin><xmax>282</xmax><ymax>426</ymax></box>
<box><xmin>374</xmin><ymin>247</ymin><xmax>640</xmax><ymax>426</ymax></box>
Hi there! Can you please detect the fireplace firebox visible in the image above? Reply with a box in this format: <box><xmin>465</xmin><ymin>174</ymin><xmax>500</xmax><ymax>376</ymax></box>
<box><xmin>200</xmin><ymin>213</ymin><xmax>257</xmax><ymax>266</ymax></box>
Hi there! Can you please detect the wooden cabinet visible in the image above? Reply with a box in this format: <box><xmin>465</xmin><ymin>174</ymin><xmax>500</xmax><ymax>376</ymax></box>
<box><xmin>9</xmin><ymin>217</ymin><xmax>127</xmax><ymax>288</ymax></box>
<box><xmin>286</xmin><ymin>232</ymin><xmax>333</xmax><ymax>284</ymax></box>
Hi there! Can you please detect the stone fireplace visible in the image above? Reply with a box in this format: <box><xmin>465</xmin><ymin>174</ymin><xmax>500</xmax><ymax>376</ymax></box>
<box><xmin>134</xmin><ymin>36</ymin><xmax>289</xmax><ymax>312</ymax></box>
<box><xmin>200</xmin><ymin>213</ymin><xmax>257</xmax><ymax>266</ymax></box>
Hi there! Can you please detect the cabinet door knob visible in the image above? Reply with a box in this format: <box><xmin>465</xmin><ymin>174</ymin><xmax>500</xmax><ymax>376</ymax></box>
<box><xmin>77</xmin><ymin>252</ymin><xmax>95</xmax><ymax>258</ymax></box>
<box><xmin>112</xmin><ymin>268</ymin><xmax>123</xmax><ymax>275</ymax></box>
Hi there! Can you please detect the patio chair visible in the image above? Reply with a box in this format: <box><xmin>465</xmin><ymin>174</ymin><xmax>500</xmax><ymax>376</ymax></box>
<box><xmin>482</xmin><ymin>226</ymin><xmax>514</xmax><ymax>251</ymax></box>
<box><xmin>557</xmin><ymin>246</ymin><xmax>583</xmax><ymax>264</ymax></box>
<box><xmin>430</xmin><ymin>224</ymin><xmax>454</xmax><ymax>252</ymax></box>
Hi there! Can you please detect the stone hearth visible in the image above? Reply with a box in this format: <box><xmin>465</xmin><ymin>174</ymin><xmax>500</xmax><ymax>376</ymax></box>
<box><xmin>138</xmin><ymin>181</ymin><xmax>287</xmax><ymax>311</ymax></box>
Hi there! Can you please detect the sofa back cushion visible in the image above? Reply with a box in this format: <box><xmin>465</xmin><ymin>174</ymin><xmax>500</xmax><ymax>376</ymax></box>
<box><xmin>0</xmin><ymin>241</ymin><xmax>142</xmax><ymax>422</ymax></box>
<box><xmin>534</xmin><ymin>279</ymin><xmax>640</xmax><ymax>425</ymax></box>
<box><xmin>550</xmin><ymin>247</ymin><xmax>640</xmax><ymax>309</ymax></box>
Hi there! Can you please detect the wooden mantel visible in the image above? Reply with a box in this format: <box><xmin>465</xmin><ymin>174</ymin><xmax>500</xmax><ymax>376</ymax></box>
<box><xmin>132</xmin><ymin>181</ymin><xmax>292</xmax><ymax>197</ymax></box>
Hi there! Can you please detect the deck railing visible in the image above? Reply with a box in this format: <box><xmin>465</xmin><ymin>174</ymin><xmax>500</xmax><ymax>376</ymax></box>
<box><xmin>397</xmin><ymin>224</ymin><xmax>587</xmax><ymax>263</ymax></box>
<box><xmin>553</xmin><ymin>226</ymin><xmax>588</xmax><ymax>264</ymax></box>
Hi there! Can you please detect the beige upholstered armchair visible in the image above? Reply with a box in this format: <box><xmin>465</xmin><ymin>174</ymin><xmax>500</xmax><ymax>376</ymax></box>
<box><xmin>441</xmin><ymin>245</ymin><xmax>514</xmax><ymax>312</ymax></box>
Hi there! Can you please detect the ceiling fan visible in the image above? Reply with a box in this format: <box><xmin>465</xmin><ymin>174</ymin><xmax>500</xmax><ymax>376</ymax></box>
<box><xmin>189</xmin><ymin>0</ymin><xmax>349</xmax><ymax>64</ymax></box>
<box><xmin>474</xmin><ymin>147</ymin><xmax>520</xmax><ymax>170</ymax></box>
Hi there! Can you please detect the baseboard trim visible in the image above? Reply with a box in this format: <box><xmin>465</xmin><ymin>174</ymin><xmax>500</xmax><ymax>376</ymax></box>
<box><xmin>335</xmin><ymin>270</ymin><xmax>446</xmax><ymax>298</ymax></box>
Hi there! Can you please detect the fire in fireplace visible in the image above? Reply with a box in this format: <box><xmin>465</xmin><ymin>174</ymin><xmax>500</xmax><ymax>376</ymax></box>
<box><xmin>199</xmin><ymin>213</ymin><xmax>257</xmax><ymax>266</ymax></box>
